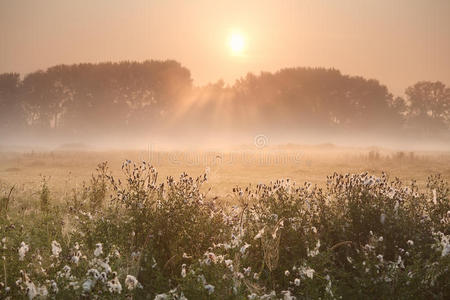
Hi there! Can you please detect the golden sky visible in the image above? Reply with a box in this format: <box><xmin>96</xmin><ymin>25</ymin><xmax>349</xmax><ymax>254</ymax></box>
<box><xmin>1</xmin><ymin>0</ymin><xmax>449</xmax><ymax>95</ymax></box>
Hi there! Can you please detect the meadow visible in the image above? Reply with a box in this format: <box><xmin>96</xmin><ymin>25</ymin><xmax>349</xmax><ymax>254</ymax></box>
<box><xmin>1</xmin><ymin>146</ymin><xmax>449</xmax><ymax>198</ymax></box>
<box><xmin>0</xmin><ymin>146</ymin><xmax>449</xmax><ymax>299</ymax></box>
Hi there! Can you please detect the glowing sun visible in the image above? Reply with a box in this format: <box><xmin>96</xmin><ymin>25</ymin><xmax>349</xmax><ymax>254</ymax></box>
<box><xmin>229</xmin><ymin>32</ymin><xmax>245</xmax><ymax>54</ymax></box>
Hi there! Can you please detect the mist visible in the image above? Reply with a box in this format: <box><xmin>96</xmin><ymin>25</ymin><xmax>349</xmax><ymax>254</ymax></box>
<box><xmin>0</xmin><ymin>60</ymin><xmax>449</xmax><ymax>152</ymax></box>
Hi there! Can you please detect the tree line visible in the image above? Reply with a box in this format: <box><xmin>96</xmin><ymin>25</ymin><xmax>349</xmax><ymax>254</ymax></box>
<box><xmin>0</xmin><ymin>60</ymin><xmax>449</xmax><ymax>142</ymax></box>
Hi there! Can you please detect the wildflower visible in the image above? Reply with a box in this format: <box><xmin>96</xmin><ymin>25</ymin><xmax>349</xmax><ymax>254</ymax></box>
<box><xmin>58</xmin><ymin>265</ymin><xmax>72</xmax><ymax>279</ymax></box>
<box><xmin>94</xmin><ymin>243</ymin><xmax>103</xmax><ymax>257</ymax></box>
<box><xmin>378</xmin><ymin>236</ymin><xmax>383</xmax><ymax>242</ymax></box>
<box><xmin>95</xmin><ymin>258</ymin><xmax>112</xmax><ymax>274</ymax></box>
<box><xmin>51</xmin><ymin>240</ymin><xmax>62</xmax><ymax>258</ymax></box>
<box><xmin>294</xmin><ymin>278</ymin><xmax>301</xmax><ymax>286</ymax></box>
<box><xmin>225</xmin><ymin>259</ymin><xmax>233</xmax><ymax>271</ymax></box>
<box><xmin>110</xmin><ymin>248</ymin><xmax>121</xmax><ymax>258</ymax></box>
<box><xmin>37</xmin><ymin>286</ymin><xmax>48</xmax><ymax>297</ymax></box>
<box><xmin>394</xmin><ymin>201</ymin><xmax>399</xmax><ymax>212</ymax></box>
<box><xmin>71</xmin><ymin>251</ymin><xmax>82</xmax><ymax>265</ymax></box>
<box><xmin>18</xmin><ymin>242</ymin><xmax>29</xmax><ymax>261</ymax></box>
<box><xmin>260</xmin><ymin>291</ymin><xmax>276</xmax><ymax>299</ymax></box>
<box><xmin>240</xmin><ymin>243</ymin><xmax>251</xmax><ymax>255</ymax></box>
<box><xmin>254</xmin><ymin>227</ymin><xmax>265</xmax><ymax>240</ymax></box>
<box><xmin>282</xmin><ymin>290</ymin><xmax>296</xmax><ymax>300</ymax></box>
<box><xmin>154</xmin><ymin>293</ymin><xmax>169</xmax><ymax>300</ymax></box>
<box><xmin>204</xmin><ymin>284</ymin><xmax>215</xmax><ymax>295</ymax></box>
<box><xmin>364</xmin><ymin>178</ymin><xmax>375</xmax><ymax>186</ymax></box>
<box><xmin>380</xmin><ymin>213</ymin><xmax>386</xmax><ymax>224</ymax></box>
<box><xmin>440</xmin><ymin>233</ymin><xmax>450</xmax><ymax>257</ymax></box>
<box><xmin>181</xmin><ymin>264</ymin><xmax>187</xmax><ymax>278</ymax></box>
<box><xmin>284</xmin><ymin>270</ymin><xmax>290</xmax><ymax>276</ymax></box>
<box><xmin>248</xmin><ymin>293</ymin><xmax>258</xmax><ymax>300</ymax></box>
<box><xmin>50</xmin><ymin>280</ymin><xmax>58</xmax><ymax>293</ymax></box>
<box><xmin>87</xmin><ymin>268</ymin><xmax>100</xmax><ymax>279</ymax></box>
<box><xmin>377</xmin><ymin>254</ymin><xmax>384</xmax><ymax>262</ymax></box>
<box><xmin>197</xmin><ymin>274</ymin><xmax>206</xmax><ymax>285</ymax></box>
<box><xmin>325</xmin><ymin>276</ymin><xmax>333</xmax><ymax>297</ymax></box>
<box><xmin>307</xmin><ymin>240</ymin><xmax>320</xmax><ymax>257</ymax></box>
<box><xmin>26</xmin><ymin>281</ymin><xmax>38</xmax><ymax>300</ymax></box>
<box><xmin>82</xmin><ymin>278</ymin><xmax>95</xmax><ymax>293</ymax></box>
<box><xmin>107</xmin><ymin>272</ymin><xmax>122</xmax><ymax>294</ymax></box>
<box><xmin>300</xmin><ymin>266</ymin><xmax>315</xmax><ymax>279</ymax></box>
<box><xmin>397</xmin><ymin>255</ymin><xmax>405</xmax><ymax>269</ymax></box>
<box><xmin>407</xmin><ymin>240</ymin><xmax>414</xmax><ymax>246</ymax></box>
<box><xmin>387</xmin><ymin>190</ymin><xmax>396</xmax><ymax>199</ymax></box>
<box><xmin>244</xmin><ymin>266</ymin><xmax>251</xmax><ymax>276</ymax></box>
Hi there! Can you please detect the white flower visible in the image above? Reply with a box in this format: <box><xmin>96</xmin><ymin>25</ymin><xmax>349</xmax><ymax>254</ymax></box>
<box><xmin>244</xmin><ymin>266</ymin><xmax>251</xmax><ymax>276</ymax></box>
<box><xmin>204</xmin><ymin>284</ymin><xmax>215</xmax><ymax>295</ymax></box>
<box><xmin>294</xmin><ymin>278</ymin><xmax>301</xmax><ymax>286</ymax></box>
<box><xmin>325</xmin><ymin>277</ymin><xmax>333</xmax><ymax>297</ymax></box>
<box><xmin>50</xmin><ymin>280</ymin><xmax>58</xmax><ymax>293</ymax></box>
<box><xmin>18</xmin><ymin>242</ymin><xmax>29</xmax><ymax>261</ymax></box>
<box><xmin>154</xmin><ymin>293</ymin><xmax>169</xmax><ymax>300</ymax></box>
<box><xmin>254</xmin><ymin>228</ymin><xmax>265</xmax><ymax>240</ymax></box>
<box><xmin>300</xmin><ymin>266</ymin><xmax>315</xmax><ymax>279</ymax></box>
<box><xmin>282</xmin><ymin>290</ymin><xmax>296</xmax><ymax>300</ymax></box>
<box><xmin>94</xmin><ymin>243</ymin><xmax>103</xmax><ymax>257</ymax></box>
<box><xmin>248</xmin><ymin>293</ymin><xmax>258</xmax><ymax>300</ymax></box>
<box><xmin>58</xmin><ymin>265</ymin><xmax>72</xmax><ymax>279</ymax></box>
<box><xmin>95</xmin><ymin>258</ymin><xmax>112</xmax><ymax>274</ymax></box>
<box><xmin>441</xmin><ymin>234</ymin><xmax>450</xmax><ymax>257</ymax></box>
<box><xmin>87</xmin><ymin>268</ymin><xmax>100</xmax><ymax>279</ymax></box>
<box><xmin>26</xmin><ymin>281</ymin><xmax>37</xmax><ymax>299</ymax></box>
<box><xmin>82</xmin><ymin>278</ymin><xmax>95</xmax><ymax>293</ymax></box>
<box><xmin>71</xmin><ymin>251</ymin><xmax>82</xmax><ymax>265</ymax></box>
<box><xmin>284</xmin><ymin>270</ymin><xmax>290</xmax><ymax>276</ymax></box>
<box><xmin>378</xmin><ymin>236</ymin><xmax>383</xmax><ymax>242</ymax></box>
<box><xmin>37</xmin><ymin>285</ymin><xmax>48</xmax><ymax>297</ymax></box>
<box><xmin>225</xmin><ymin>259</ymin><xmax>233</xmax><ymax>271</ymax></box>
<box><xmin>181</xmin><ymin>264</ymin><xmax>187</xmax><ymax>278</ymax></box>
<box><xmin>240</xmin><ymin>243</ymin><xmax>251</xmax><ymax>255</ymax></box>
<box><xmin>51</xmin><ymin>241</ymin><xmax>62</xmax><ymax>258</ymax></box>
<box><xmin>125</xmin><ymin>275</ymin><xmax>142</xmax><ymax>290</ymax></box>
<box><xmin>260</xmin><ymin>291</ymin><xmax>276</xmax><ymax>299</ymax></box>
<box><xmin>407</xmin><ymin>240</ymin><xmax>414</xmax><ymax>246</ymax></box>
<box><xmin>394</xmin><ymin>201</ymin><xmax>399</xmax><ymax>212</ymax></box>
<box><xmin>380</xmin><ymin>213</ymin><xmax>386</xmax><ymax>224</ymax></box>
<box><xmin>307</xmin><ymin>240</ymin><xmax>320</xmax><ymax>257</ymax></box>
<box><xmin>107</xmin><ymin>273</ymin><xmax>122</xmax><ymax>294</ymax></box>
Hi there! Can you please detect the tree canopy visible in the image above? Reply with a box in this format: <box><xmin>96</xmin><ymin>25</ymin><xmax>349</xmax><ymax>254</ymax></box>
<box><xmin>0</xmin><ymin>60</ymin><xmax>448</xmax><ymax>143</ymax></box>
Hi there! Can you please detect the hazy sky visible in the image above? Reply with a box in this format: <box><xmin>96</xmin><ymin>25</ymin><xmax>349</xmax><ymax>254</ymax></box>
<box><xmin>1</xmin><ymin>0</ymin><xmax>449</xmax><ymax>95</ymax></box>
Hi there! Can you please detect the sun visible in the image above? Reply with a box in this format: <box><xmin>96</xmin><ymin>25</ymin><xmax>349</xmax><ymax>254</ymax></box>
<box><xmin>229</xmin><ymin>32</ymin><xmax>245</xmax><ymax>54</ymax></box>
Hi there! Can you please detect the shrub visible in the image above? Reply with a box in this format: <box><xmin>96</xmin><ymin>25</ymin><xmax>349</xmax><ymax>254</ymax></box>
<box><xmin>0</xmin><ymin>162</ymin><xmax>448</xmax><ymax>299</ymax></box>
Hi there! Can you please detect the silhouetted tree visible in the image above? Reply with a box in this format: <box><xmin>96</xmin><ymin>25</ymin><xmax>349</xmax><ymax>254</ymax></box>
<box><xmin>405</xmin><ymin>81</ymin><xmax>450</xmax><ymax>134</ymax></box>
<box><xmin>0</xmin><ymin>73</ymin><xmax>25</xmax><ymax>131</ymax></box>
<box><xmin>1</xmin><ymin>61</ymin><xmax>447</xmax><ymax>143</ymax></box>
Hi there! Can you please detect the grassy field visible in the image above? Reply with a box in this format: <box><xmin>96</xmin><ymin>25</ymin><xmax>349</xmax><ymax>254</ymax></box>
<box><xmin>1</xmin><ymin>146</ymin><xmax>449</xmax><ymax>200</ymax></box>
<box><xmin>0</xmin><ymin>149</ymin><xmax>448</xmax><ymax>299</ymax></box>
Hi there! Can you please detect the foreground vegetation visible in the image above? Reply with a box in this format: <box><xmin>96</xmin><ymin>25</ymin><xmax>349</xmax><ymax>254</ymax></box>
<box><xmin>0</xmin><ymin>161</ymin><xmax>449</xmax><ymax>299</ymax></box>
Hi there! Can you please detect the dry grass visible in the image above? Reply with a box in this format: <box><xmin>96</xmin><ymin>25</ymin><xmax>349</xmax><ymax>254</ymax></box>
<box><xmin>0</xmin><ymin>146</ymin><xmax>449</xmax><ymax>201</ymax></box>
